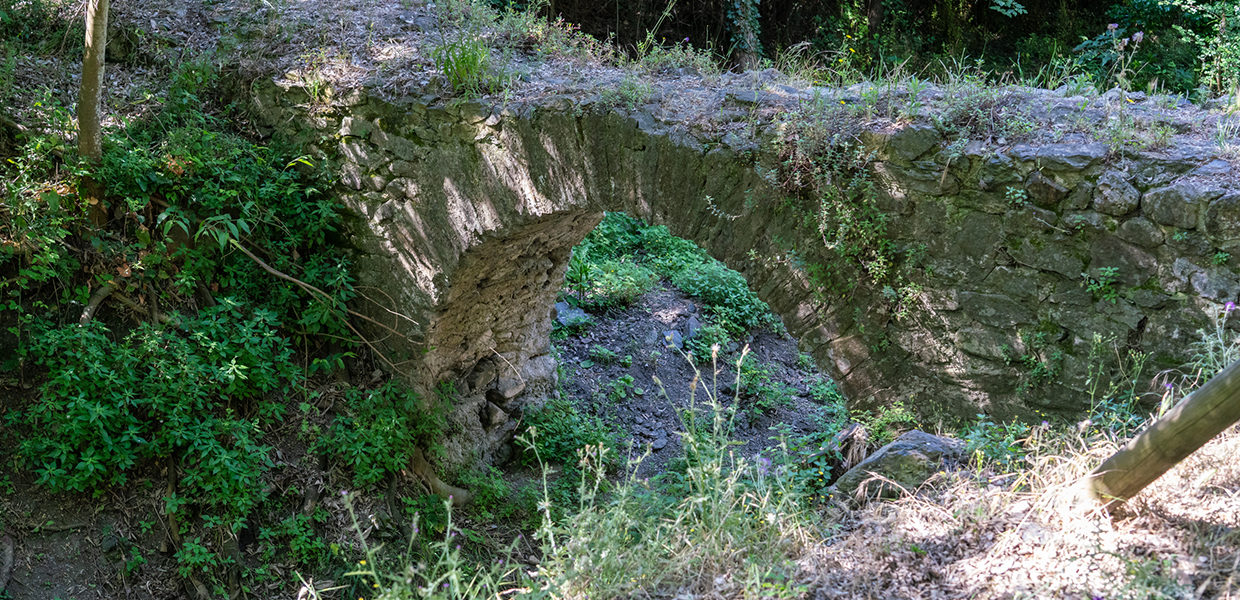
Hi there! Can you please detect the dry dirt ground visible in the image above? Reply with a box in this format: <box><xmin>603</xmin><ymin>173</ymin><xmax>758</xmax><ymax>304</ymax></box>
<box><xmin>554</xmin><ymin>283</ymin><xmax>837</xmax><ymax>478</ymax></box>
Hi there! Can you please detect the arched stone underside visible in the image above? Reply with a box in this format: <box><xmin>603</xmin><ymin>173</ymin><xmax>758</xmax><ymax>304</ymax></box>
<box><xmin>251</xmin><ymin>82</ymin><xmax>1240</xmax><ymax>469</ymax></box>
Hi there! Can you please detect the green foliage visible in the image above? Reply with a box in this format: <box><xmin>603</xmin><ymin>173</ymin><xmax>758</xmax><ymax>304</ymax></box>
<box><xmin>457</xmin><ymin>465</ymin><xmax>517</xmax><ymax>521</ymax></box>
<box><xmin>808</xmin><ymin>377</ymin><xmax>846</xmax><ymax>405</ymax></box>
<box><xmin>770</xmin><ymin>404</ymin><xmax>849</xmax><ymax>504</ymax></box>
<box><xmin>599</xmin><ymin>75</ymin><xmax>655</xmax><ymax>110</ymax></box>
<box><xmin>0</xmin><ymin>0</ymin><xmax>84</xmax><ymax>56</ymax></box>
<box><xmin>258</xmin><ymin>511</ymin><xmax>334</xmax><ymax>571</ymax></box>
<box><xmin>685</xmin><ymin>323</ymin><xmax>732</xmax><ymax>361</ymax></box>
<box><xmin>606</xmin><ymin>374</ymin><xmax>644</xmax><ymax>402</ymax></box>
<box><xmin>737</xmin><ymin>356</ymin><xmax>796</xmax><ymax>418</ymax></box>
<box><xmin>1083</xmin><ymin>266</ymin><xmax>1121</xmax><ymax>303</ymax></box>
<box><xmin>83</xmin><ymin>60</ymin><xmax>355</xmax><ymax>338</ymax></box>
<box><xmin>576</xmin><ymin>259</ymin><xmax>657</xmax><ymax>311</ymax></box>
<box><xmin>850</xmin><ymin>401</ymin><xmax>918</xmax><ymax>447</ymax></box>
<box><xmin>315</xmin><ymin>381</ymin><xmax>445</xmax><ymax>488</ymax></box>
<box><xmin>530</xmin><ymin>382</ymin><xmax>813</xmax><ymax>598</ymax></box>
<box><xmin>432</xmin><ymin>37</ymin><xmax>505</xmax><ymax>97</ymax></box>
<box><xmin>18</xmin><ymin>302</ymin><xmax>290</xmax><ymax>528</ymax></box>
<box><xmin>1002</xmin><ymin>328</ymin><xmax>1065</xmax><ymax>394</ymax></box>
<box><xmin>584</xmin><ymin>344</ymin><xmax>619</xmax><ymax>366</ymax></box>
<box><xmin>348</xmin><ymin>492</ymin><xmax>521</xmax><ymax>600</ymax></box>
<box><xmin>776</xmin><ymin>104</ymin><xmax>917</xmax><ymax>310</ymax></box>
<box><xmin>962</xmin><ymin>415</ymin><xmax>1033</xmax><ymax>472</ymax></box>
<box><xmin>568</xmin><ymin>212</ymin><xmax>775</xmax><ymax>336</ymax></box>
<box><xmin>520</xmin><ymin>396</ymin><xmax>623</xmax><ymax>468</ymax></box>
<box><xmin>402</xmin><ymin>493</ymin><xmax>451</xmax><ymax>536</ymax></box>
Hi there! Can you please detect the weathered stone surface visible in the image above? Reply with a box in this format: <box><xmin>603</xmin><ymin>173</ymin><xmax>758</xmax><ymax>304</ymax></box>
<box><xmin>1092</xmin><ymin>171</ymin><xmax>1140</xmax><ymax>216</ymax></box>
<box><xmin>249</xmin><ymin>77</ymin><xmax>1240</xmax><ymax>471</ymax></box>
<box><xmin>959</xmin><ymin>292</ymin><xmax>1036</xmax><ymax>328</ymax></box>
<box><xmin>831</xmin><ymin>430</ymin><xmax>964</xmax><ymax>502</ymax></box>
<box><xmin>1117</xmin><ymin>217</ymin><xmax>1164</xmax><ymax>248</ymax></box>
<box><xmin>1144</xmin><ymin>181</ymin><xmax>1225</xmax><ymax>229</ymax></box>
<box><xmin>888</xmin><ymin>123</ymin><xmax>941</xmax><ymax>161</ymax></box>
<box><xmin>1011</xmin><ymin>143</ymin><xmax>1107</xmax><ymax>171</ymax></box>
<box><xmin>1025</xmin><ymin>171</ymin><xmax>1067</xmax><ymax>208</ymax></box>
<box><xmin>1204</xmin><ymin>193</ymin><xmax>1240</xmax><ymax>249</ymax></box>
<box><xmin>553</xmin><ymin>301</ymin><xmax>588</xmax><ymax>327</ymax></box>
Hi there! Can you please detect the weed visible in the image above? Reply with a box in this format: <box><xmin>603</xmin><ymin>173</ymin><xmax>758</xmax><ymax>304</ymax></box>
<box><xmin>583</xmin><ymin>344</ymin><xmax>619</xmax><ymax>367</ymax></box>
<box><xmin>738</xmin><ymin>356</ymin><xmax>797</xmax><ymax>419</ymax></box>
<box><xmin>599</xmin><ymin>75</ymin><xmax>654</xmax><ymax>110</ymax></box>
<box><xmin>962</xmin><ymin>415</ymin><xmax>1034</xmax><ymax>473</ymax></box>
<box><xmin>605</xmin><ymin>374</ymin><xmax>644</xmax><ymax>402</ymax></box>
<box><xmin>1005</xmin><ymin>185</ymin><xmax>1030</xmax><ymax>208</ymax></box>
<box><xmin>457</xmin><ymin>465</ymin><xmax>513</xmax><ymax>521</ymax></box>
<box><xmin>1083</xmin><ymin>266</ymin><xmax>1121</xmax><ymax>303</ymax></box>
<box><xmin>313</xmin><ymin>381</ymin><xmax>445</xmax><ymax>488</ymax></box>
<box><xmin>433</xmin><ymin>37</ymin><xmax>505</xmax><ymax>97</ymax></box>
<box><xmin>520</xmin><ymin>396</ymin><xmax>622</xmax><ymax>469</ymax></box>
<box><xmin>685</xmin><ymin>322</ymin><xmax>731</xmax><ymax>361</ymax></box>
<box><xmin>1212</xmin><ymin>250</ymin><xmax>1230</xmax><ymax>266</ymax></box>
<box><xmin>531</xmin><ymin>353</ymin><xmax>816</xmax><ymax>598</ymax></box>
<box><xmin>850</xmin><ymin>401</ymin><xmax>918</xmax><ymax>447</ymax></box>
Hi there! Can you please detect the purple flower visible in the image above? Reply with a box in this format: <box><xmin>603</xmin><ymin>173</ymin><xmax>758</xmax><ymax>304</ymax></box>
<box><xmin>683</xmin><ymin>37</ymin><xmax>690</xmax><ymax>43</ymax></box>
<box><xmin>1107</xmin><ymin>23</ymin><xmax>1118</xmax><ymax>31</ymax></box>
<box><xmin>1041</xmin><ymin>420</ymin><xmax>1049</xmax><ymax>427</ymax></box>
<box><xmin>1165</xmin><ymin>382</ymin><xmax>1174</xmax><ymax>390</ymax></box>
<box><xmin>757</xmin><ymin>456</ymin><xmax>771</xmax><ymax>476</ymax></box>
<box><xmin>1132</xmin><ymin>31</ymin><xmax>1144</xmax><ymax>43</ymax></box>
<box><xmin>1226</xmin><ymin>301</ymin><xmax>1236</xmax><ymax>312</ymax></box>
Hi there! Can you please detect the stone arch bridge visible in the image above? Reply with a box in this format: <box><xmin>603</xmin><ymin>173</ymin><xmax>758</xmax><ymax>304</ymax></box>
<box><xmin>250</xmin><ymin>80</ymin><xmax>1240</xmax><ymax>467</ymax></box>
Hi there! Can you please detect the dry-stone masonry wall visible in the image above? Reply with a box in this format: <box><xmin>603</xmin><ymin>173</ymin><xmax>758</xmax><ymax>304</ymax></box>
<box><xmin>250</xmin><ymin>79</ymin><xmax>1240</xmax><ymax>470</ymax></box>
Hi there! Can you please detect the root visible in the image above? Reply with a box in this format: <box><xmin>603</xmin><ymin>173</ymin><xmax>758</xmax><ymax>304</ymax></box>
<box><xmin>411</xmin><ymin>448</ymin><xmax>471</xmax><ymax>507</ymax></box>
<box><xmin>78</xmin><ymin>283</ymin><xmax>115</xmax><ymax>325</ymax></box>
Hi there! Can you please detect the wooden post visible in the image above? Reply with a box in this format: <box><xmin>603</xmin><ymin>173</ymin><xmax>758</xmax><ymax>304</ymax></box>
<box><xmin>1087</xmin><ymin>358</ymin><xmax>1240</xmax><ymax>508</ymax></box>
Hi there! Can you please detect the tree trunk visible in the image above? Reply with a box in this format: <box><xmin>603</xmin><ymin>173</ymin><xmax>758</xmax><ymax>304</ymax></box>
<box><xmin>1087</xmin><ymin>358</ymin><xmax>1240</xmax><ymax>509</ymax></box>
<box><xmin>730</xmin><ymin>0</ymin><xmax>761</xmax><ymax>70</ymax></box>
<box><xmin>78</xmin><ymin>0</ymin><xmax>109</xmax><ymax>226</ymax></box>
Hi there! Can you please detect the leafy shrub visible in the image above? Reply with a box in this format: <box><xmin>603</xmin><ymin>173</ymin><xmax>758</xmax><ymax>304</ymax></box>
<box><xmin>315</xmin><ymin>381</ymin><xmax>446</xmax><ymax>488</ymax></box>
<box><xmin>579</xmin><ymin>259</ymin><xmax>657</xmax><ymax>310</ymax></box>
<box><xmin>18</xmin><ymin>300</ymin><xmax>294</xmax><ymax>528</ymax></box>
<box><xmin>850</xmin><ymin>401</ymin><xmax>918</xmax><ymax>447</ymax></box>
<box><xmin>737</xmin><ymin>356</ymin><xmax>797</xmax><ymax>418</ymax></box>
<box><xmin>962</xmin><ymin>415</ymin><xmax>1032</xmax><ymax>472</ymax></box>
<box><xmin>457</xmin><ymin>465</ymin><xmax>515</xmax><ymax>521</ymax></box>
<box><xmin>771</xmin><ymin>405</ymin><xmax>849</xmax><ymax>504</ymax></box>
<box><xmin>685</xmin><ymin>322</ymin><xmax>731</xmax><ymax>361</ymax></box>
<box><xmin>520</xmin><ymin>396</ymin><xmax>622</xmax><ymax>468</ymax></box>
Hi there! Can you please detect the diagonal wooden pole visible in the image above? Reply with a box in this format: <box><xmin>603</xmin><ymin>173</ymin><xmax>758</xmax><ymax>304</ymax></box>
<box><xmin>1087</xmin><ymin>358</ymin><xmax>1240</xmax><ymax>509</ymax></box>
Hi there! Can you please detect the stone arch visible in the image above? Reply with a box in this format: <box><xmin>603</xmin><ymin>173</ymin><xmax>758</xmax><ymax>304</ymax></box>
<box><xmin>251</xmin><ymin>81</ymin><xmax>1240</xmax><ymax>468</ymax></box>
<box><xmin>310</xmin><ymin>102</ymin><xmax>891</xmax><ymax>466</ymax></box>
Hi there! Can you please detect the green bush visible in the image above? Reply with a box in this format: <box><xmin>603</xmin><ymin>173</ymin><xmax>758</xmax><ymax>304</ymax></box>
<box><xmin>962</xmin><ymin>415</ymin><xmax>1032</xmax><ymax>472</ymax></box>
<box><xmin>568</xmin><ymin>212</ymin><xmax>775</xmax><ymax>335</ymax></box>
<box><xmin>315</xmin><ymin>381</ymin><xmax>446</xmax><ymax>488</ymax></box>
<box><xmin>579</xmin><ymin>259</ymin><xmax>657</xmax><ymax>310</ymax></box>
<box><xmin>685</xmin><ymin>322</ymin><xmax>732</xmax><ymax>361</ymax></box>
<box><xmin>521</xmin><ymin>396</ymin><xmax>622</xmax><ymax>468</ymax></box>
<box><xmin>18</xmin><ymin>300</ymin><xmax>293</xmax><ymax>529</ymax></box>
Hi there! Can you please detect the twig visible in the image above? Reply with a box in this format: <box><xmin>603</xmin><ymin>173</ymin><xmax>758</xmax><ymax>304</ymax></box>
<box><xmin>228</xmin><ymin>239</ymin><xmax>414</xmax><ymax>377</ymax></box>
<box><xmin>78</xmin><ymin>283</ymin><xmax>115</xmax><ymax>325</ymax></box>
<box><xmin>109</xmin><ymin>291</ymin><xmax>176</xmax><ymax>325</ymax></box>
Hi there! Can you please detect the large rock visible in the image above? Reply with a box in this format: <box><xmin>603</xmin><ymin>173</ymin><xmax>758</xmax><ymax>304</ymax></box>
<box><xmin>831</xmin><ymin>430</ymin><xmax>965</xmax><ymax>502</ymax></box>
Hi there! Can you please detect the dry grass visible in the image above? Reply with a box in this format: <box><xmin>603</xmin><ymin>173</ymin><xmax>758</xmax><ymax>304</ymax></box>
<box><xmin>800</xmin><ymin>425</ymin><xmax>1240</xmax><ymax>599</ymax></box>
